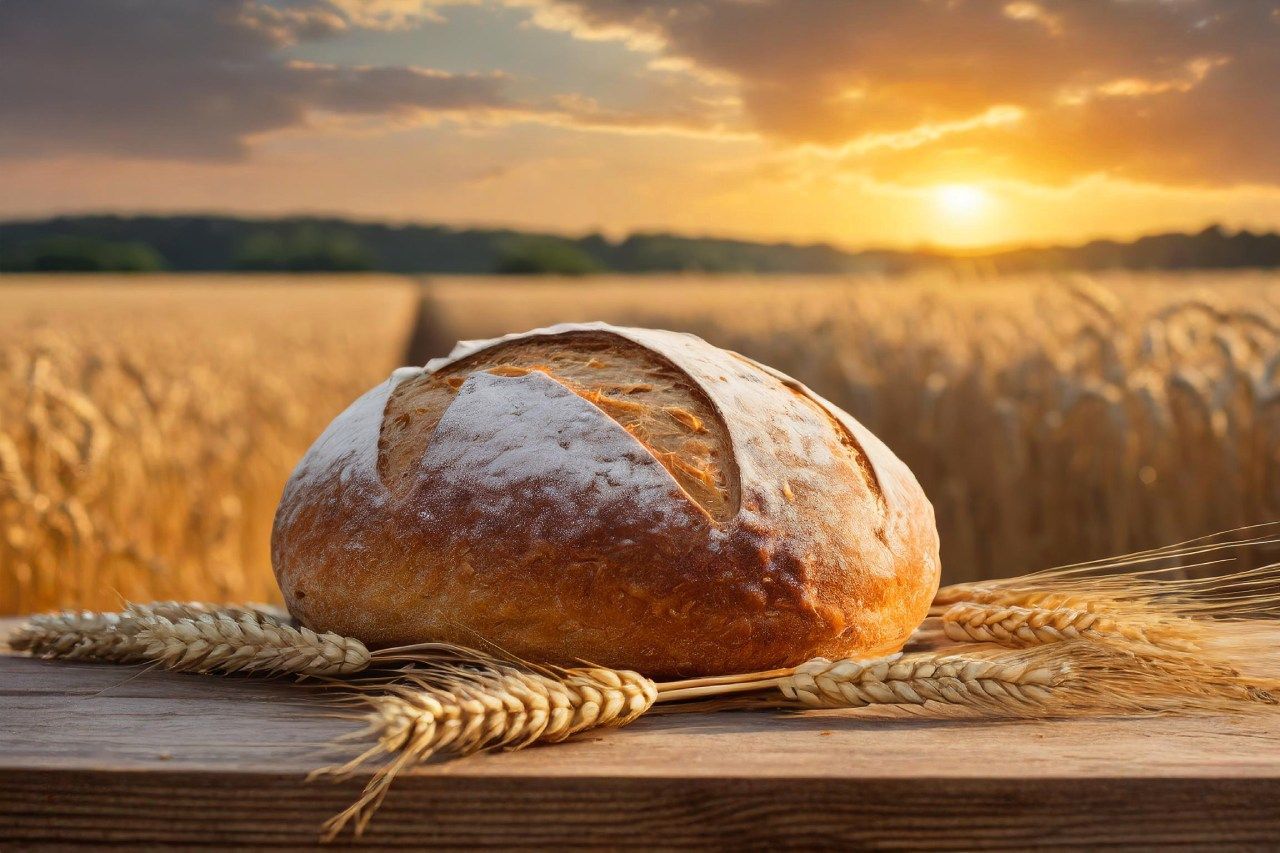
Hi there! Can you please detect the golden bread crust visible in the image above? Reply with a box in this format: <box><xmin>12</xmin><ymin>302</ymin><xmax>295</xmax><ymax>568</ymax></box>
<box><xmin>272</xmin><ymin>323</ymin><xmax>940</xmax><ymax>678</ymax></box>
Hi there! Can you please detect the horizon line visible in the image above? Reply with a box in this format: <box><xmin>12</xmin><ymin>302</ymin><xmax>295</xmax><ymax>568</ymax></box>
<box><xmin>0</xmin><ymin>210</ymin><xmax>1265</xmax><ymax>259</ymax></box>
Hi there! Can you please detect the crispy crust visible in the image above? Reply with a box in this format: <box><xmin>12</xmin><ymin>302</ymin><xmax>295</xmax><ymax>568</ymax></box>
<box><xmin>271</xmin><ymin>323</ymin><xmax>940</xmax><ymax>678</ymax></box>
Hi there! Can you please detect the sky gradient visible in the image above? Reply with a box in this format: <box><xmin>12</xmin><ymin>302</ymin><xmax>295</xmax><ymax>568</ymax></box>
<box><xmin>3</xmin><ymin>0</ymin><xmax>1280</xmax><ymax>249</ymax></box>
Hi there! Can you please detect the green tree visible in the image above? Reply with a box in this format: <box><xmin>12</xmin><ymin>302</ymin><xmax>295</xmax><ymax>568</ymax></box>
<box><xmin>233</xmin><ymin>226</ymin><xmax>374</xmax><ymax>272</ymax></box>
<box><xmin>2</xmin><ymin>236</ymin><xmax>164</xmax><ymax>272</ymax></box>
<box><xmin>494</xmin><ymin>237</ymin><xmax>602</xmax><ymax>276</ymax></box>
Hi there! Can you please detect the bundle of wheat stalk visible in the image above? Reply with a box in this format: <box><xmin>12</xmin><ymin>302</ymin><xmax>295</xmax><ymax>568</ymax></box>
<box><xmin>8</xmin><ymin>527</ymin><xmax>1280</xmax><ymax>840</ymax></box>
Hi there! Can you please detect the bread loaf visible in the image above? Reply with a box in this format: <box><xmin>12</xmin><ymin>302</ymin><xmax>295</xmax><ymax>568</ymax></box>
<box><xmin>271</xmin><ymin>323</ymin><xmax>940</xmax><ymax>677</ymax></box>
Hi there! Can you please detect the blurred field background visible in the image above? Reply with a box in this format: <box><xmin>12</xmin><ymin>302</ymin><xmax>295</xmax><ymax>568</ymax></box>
<box><xmin>5</xmin><ymin>272</ymin><xmax>1280</xmax><ymax>613</ymax></box>
<box><xmin>0</xmin><ymin>278</ymin><xmax>416</xmax><ymax>612</ymax></box>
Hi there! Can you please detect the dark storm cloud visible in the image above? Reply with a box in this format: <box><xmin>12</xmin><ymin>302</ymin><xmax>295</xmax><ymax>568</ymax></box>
<box><xmin>526</xmin><ymin>0</ymin><xmax>1280</xmax><ymax>185</ymax></box>
<box><xmin>0</xmin><ymin>0</ymin><xmax>511</xmax><ymax>160</ymax></box>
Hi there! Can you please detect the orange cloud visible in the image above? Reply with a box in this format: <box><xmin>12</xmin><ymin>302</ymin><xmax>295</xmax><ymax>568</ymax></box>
<box><xmin>4</xmin><ymin>0</ymin><xmax>1280</xmax><ymax>248</ymax></box>
<box><xmin>520</xmin><ymin>0</ymin><xmax>1280</xmax><ymax>186</ymax></box>
<box><xmin>1003</xmin><ymin>2</ymin><xmax>1064</xmax><ymax>37</ymax></box>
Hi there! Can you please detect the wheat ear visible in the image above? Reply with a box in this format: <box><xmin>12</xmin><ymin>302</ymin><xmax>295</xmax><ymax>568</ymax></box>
<box><xmin>316</xmin><ymin>655</ymin><xmax>657</xmax><ymax>839</ymax></box>
<box><xmin>9</xmin><ymin>601</ymin><xmax>367</xmax><ymax>678</ymax></box>
<box><xmin>662</xmin><ymin>642</ymin><xmax>1279</xmax><ymax>717</ymax></box>
<box><xmin>777</xmin><ymin>651</ymin><xmax>1063</xmax><ymax>712</ymax></box>
<box><xmin>136</xmin><ymin>611</ymin><xmax>369</xmax><ymax>676</ymax></box>
<box><xmin>941</xmin><ymin>602</ymin><xmax>1202</xmax><ymax>652</ymax></box>
<box><xmin>9</xmin><ymin>610</ymin><xmax>147</xmax><ymax>662</ymax></box>
<box><xmin>9</xmin><ymin>602</ymin><xmax>289</xmax><ymax>662</ymax></box>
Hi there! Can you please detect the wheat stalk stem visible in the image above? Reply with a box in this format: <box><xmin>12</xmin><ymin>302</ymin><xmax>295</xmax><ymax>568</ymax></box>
<box><xmin>654</xmin><ymin>666</ymin><xmax>794</xmax><ymax>694</ymax></box>
<box><xmin>934</xmin><ymin>557</ymin><xmax>1280</xmax><ymax>619</ymax></box>
<box><xmin>654</xmin><ymin>677</ymin><xmax>786</xmax><ymax>703</ymax></box>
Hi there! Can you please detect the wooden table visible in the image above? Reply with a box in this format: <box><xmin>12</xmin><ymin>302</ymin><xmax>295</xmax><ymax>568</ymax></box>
<box><xmin>3</xmin><ymin>645</ymin><xmax>1280</xmax><ymax>848</ymax></box>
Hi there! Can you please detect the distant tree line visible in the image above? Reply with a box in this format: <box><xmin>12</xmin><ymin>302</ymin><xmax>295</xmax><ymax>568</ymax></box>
<box><xmin>0</xmin><ymin>215</ymin><xmax>860</xmax><ymax>275</ymax></box>
<box><xmin>963</xmin><ymin>225</ymin><xmax>1280</xmax><ymax>274</ymax></box>
<box><xmin>2</xmin><ymin>216</ymin><xmax>1280</xmax><ymax>275</ymax></box>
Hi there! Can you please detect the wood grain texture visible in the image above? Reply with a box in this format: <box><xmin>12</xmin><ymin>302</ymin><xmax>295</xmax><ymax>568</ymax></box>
<box><xmin>4</xmin><ymin>638</ymin><xmax>1280</xmax><ymax>848</ymax></box>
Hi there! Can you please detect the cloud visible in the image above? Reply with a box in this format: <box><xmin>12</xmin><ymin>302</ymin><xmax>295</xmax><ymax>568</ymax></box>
<box><xmin>8</xmin><ymin>0</ymin><xmax>1278</xmax><ymax>190</ymax></box>
<box><xmin>0</xmin><ymin>0</ymin><xmax>748</xmax><ymax>161</ymax></box>
<box><xmin>313</xmin><ymin>0</ymin><xmax>468</xmax><ymax>30</ymax></box>
<box><xmin>518</xmin><ymin>0</ymin><xmax>1280</xmax><ymax>186</ymax></box>
<box><xmin>0</xmin><ymin>0</ymin><xmax>510</xmax><ymax>161</ymax></box>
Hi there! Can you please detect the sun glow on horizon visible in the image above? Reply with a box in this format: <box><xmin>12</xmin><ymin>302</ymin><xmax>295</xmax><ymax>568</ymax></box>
<box><xmin>934</xmin><ymin>184</ymin><xmax>991</xmax><ymax>218</ymax></box>
<box><xmin>924</xmin><ymin>183</ymin><xmax>1003</xmax><ymax>247</ymax></box>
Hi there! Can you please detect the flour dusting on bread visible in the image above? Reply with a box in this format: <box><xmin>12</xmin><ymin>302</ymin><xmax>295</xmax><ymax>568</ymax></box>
<box><xmin>418</xmin><ymin>370</ymin><xmax>693</xmax><ymax>539</ymax></box>
<box><xmin>385</xmin><ymin>327</ymin><xmax>736</xmax><ymax>520</ymax></box>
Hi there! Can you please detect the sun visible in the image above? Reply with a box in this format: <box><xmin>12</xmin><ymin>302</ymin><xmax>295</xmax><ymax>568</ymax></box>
<box><xmin>934</xmin><ymin>184</ymin><xmax>990</xmax><ymax>218</ymax></box>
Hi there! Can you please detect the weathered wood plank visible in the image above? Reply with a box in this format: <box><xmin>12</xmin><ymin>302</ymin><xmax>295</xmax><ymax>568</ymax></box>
<box><xmin>3</xmin><ymin>643</ymin><xmax>1280</xmax><ymax>847</ymax></box>
<box><xmin>5</xmin><ymin>770</ymin><xmax>1280</xmax><ymax>849</ymax></box>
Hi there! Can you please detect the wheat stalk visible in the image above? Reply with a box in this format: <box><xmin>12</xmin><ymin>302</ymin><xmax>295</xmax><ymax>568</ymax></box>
<box><xmin>11</xmin><ymin>596</ymin><xmax>1279</xmax><ymax>842</ymax></box>
<box><xmin>9</xmin><ymin>601</ymin><xmax>290</xmax><ymax>662</ymax></box>
<box><xmin>933</xmin><ymin>547</ymin><xmax>1280</xmax><ymax>625</ymax></box>
<box><xmin>9</xmin><ymin>610</ymin><xmax>147</xmax><ymax>662</ymax></box>
<box><xmin>136</xmin><ymin>611</ymin><xmax>369</xmax><ymax>676</ymax></box>
<box><xmin>777</xmin><ymin>651</ymin><xmax>1063</xmax><ymax>712</ymax></box>
<box><xmin>662</xmin><ymin>642</ymin><xmax>1279</xmax><ymax>718</ymax></box>
<box><xmin>316</xmin><ymin>654</ymin><xmax>657</xmax><ymax>839</ymax></box>
<box><xmin>941</xmin><ymin>602</ymin><xmax>1202</xmax><ymax>652</ymax></box>
<box><xmin>322</xmin><ymin>640</ymin><xmax>1268</xmax><ymax>838</ymax></box>
<box><xmin>934</xmin><ymin>583</ymin><xmax>1104</xmax><ymax>612</ymax></box>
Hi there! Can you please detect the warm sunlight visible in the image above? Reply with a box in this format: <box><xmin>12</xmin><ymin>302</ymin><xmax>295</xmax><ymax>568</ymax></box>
<box><xmin>6</xmin><ymin>4</ymin><xmax>1280</xmax><ymax>843</ymax></box>
<box><xmin>926</xmin><ymin>183</ymin><xmax>1000</xmax><ymax>247</ymax></box>
<box><xmin>934</xmin><ymin>184</ymin><xmax>990</xmax><ymax>218</ymax></box>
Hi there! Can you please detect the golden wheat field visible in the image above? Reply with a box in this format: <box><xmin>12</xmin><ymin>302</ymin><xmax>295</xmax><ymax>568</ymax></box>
<box><xmin>0</xmin><ymin>277</ymin><xmax>417</xmax><ymax>613</ymax></box>
<box><xmin>4</xmin><ymin>271</ymin><xmax>1280</xmax><ymax>613</ymax></box>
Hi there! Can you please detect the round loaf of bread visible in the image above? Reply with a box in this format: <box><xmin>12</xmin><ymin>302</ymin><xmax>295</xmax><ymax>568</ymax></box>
<box><xmin>271</xmin><ymin>323</ymin><xmax>940</xmax><ymax>678</ymax></box>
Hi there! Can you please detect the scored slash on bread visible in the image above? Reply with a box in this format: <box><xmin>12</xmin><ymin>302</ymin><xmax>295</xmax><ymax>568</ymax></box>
<box><xmin>381</xmin><ymin>327</ymin><xmax>737</xmax><ymax>520</ymax></box>
<box><xmin>272</xmin><ymin>323</ymin><xmax>940</xmax><ymax>678</ymax></box>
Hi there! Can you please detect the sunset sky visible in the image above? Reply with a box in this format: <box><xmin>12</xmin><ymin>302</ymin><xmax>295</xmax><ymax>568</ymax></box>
<box><xmin>4</xmin><ymin>0</ymin><xmax>1280</xmax><ymax>249</ymax></box>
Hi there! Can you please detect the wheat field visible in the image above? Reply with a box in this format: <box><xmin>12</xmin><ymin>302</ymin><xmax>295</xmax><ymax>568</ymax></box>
<box><xmin>4</xmin><ymin>271</ymin><xmax>1280</xmax><ymax>613</ymax></box>
<box><xmin>0</xmin><ymin>277</ymin><xmax>416</xmax><ymax>612</ymax></box>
